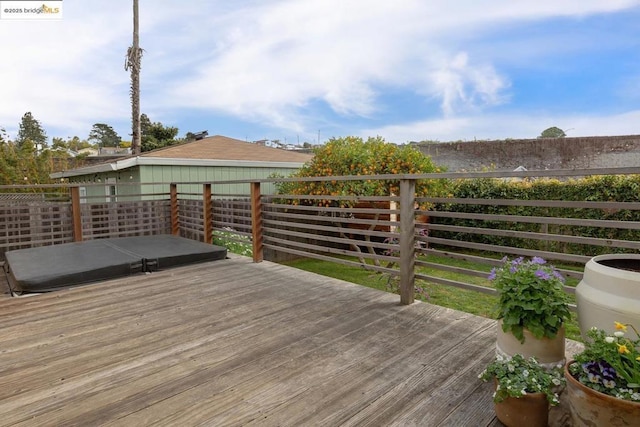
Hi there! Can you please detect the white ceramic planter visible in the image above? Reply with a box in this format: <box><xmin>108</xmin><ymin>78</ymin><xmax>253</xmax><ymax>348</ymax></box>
<box><xmin>576</xmin><ymin>254</ymin><xmax>640</xmax><ymax>339</ymax></box>
<box><xmin>495</xmin><ymin>320</ymin><xmax>566</xmax><ymax>369</ymax></box>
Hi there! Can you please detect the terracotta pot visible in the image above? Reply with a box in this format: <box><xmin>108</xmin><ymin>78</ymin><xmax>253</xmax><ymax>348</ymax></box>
<box><xmin>576</xmin><ymin>254</ymin><xmax>640</xmax><ymax>340</ymax></box>
<box><xmin>496</xmin><ymin>320</ymin><xmax>566</xmax><ymax>368</ymax></box>
<box><xmin>564</xmin><ymin>361</ymin><xmax>640</xmax><ymax>426</ymax></box>
<box><xmin>494</xmin><ymin>387</ymin><xmax>549</xmax><ymax>427</ymax></box>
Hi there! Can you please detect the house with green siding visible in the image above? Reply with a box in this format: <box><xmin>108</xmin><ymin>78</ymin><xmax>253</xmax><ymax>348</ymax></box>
<box><xmin>51</xmin><ymin>135</ymin><xmax>313</xmax><ymax>201</ymax></box>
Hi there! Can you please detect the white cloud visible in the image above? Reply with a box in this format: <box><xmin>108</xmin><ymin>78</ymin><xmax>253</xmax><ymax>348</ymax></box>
<box><xmin>362</xmin><ymin>110</ymin><xmax>640</xmax><ymax>143</ymax></box>
<box><xmin>426</xmin><ymin>52</ymin><xmax>509</xmax><ymax>116</ymax></box>
<box><xmin>0</xmin><ymin>0</ymin><xmax>637</xmax><ymax>140</ymax></box>
<box><xmin>0</xmin><ymin>1</ymin><xmax>133</xmax><ymax>138</ymax></box>
<box><xmin>166</xmin><ymin>0</ymin><xmax>636</xmax><ymax>131</ymax></box>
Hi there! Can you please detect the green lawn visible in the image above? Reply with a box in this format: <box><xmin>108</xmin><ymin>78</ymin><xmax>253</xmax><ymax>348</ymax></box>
<box><xmin>281</xmin><ymin>254</ymin><xmax>582</xmax><ymax>342</ymax></box>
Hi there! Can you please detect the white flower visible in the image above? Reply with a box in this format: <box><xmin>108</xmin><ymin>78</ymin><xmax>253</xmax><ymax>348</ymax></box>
<box><xmin>507</xmin><ymin>363</ymin><xmax>515</xmax><ymax>372</ymax></box>
<box><xmin>614</xmin><ymin>331</ymin><xmax>625</xmax><ymax>338</ymax></box>
<box><xmin>522</xmin><ymin>369</ymin><xmax>529</xmax><ymax>378</ymax></box>
<box><xmin>521</xmin><ymin>389</ymin><xmax>527</xmax><ymax>395</ymax></box>
<box><xmin>605</xmin><ymin>336</ymin><xmax>615</xmax><ymax>343</ymax></box>
<box><xmin>552</xmin><ymin>378</ymin><xmax>562</xmax><ymax>386</ymax></box>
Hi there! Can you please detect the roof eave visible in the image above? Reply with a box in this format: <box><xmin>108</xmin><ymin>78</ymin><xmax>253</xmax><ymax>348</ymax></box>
<box><xmin>50</xmin><ymin>157</ymin><xmax>139</xmax><ymax>178</ymax></box>
<box><xmin>137</xmin><ymin>157</ymin><xmax>308</xmax><ymax>168</ymax></box>
<box><xmin>50</xmin><ymin>157</ymin><xmax>306</xmax><ymax>179</ymax></box>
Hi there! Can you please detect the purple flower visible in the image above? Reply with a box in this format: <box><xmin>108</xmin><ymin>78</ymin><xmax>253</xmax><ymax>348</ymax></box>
<box><xmin>582</xmin><ymin>360</ymin><xmax>618</xmax><ymax>387</ymax></box>
<box><xmin>587</xmin><ymin>372</ymin><xmax>602</xmax><ymax>384</ymax></box>
<box><xmin>531</xmin><ymin>256</ymin><xmax>546</xmax><ymax>265</ymax></box>
<box><xmin>488</xmin><ymin>268</ymin><xmax>497</xmax><ymax>281</ymax></box>
<box><xmin>535</xmin><ymin>270</ymin><xmax>551</xmax><ymax>280</ymax></box>
<box><xmin>552</xmin><ymin>269</ymin><xmax>566</xmax><ymax>284</ymax></box>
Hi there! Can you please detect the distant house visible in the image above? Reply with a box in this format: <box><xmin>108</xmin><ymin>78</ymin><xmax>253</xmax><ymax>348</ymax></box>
<box><xmin>51</xmin><ymin>135</ymin><xmax>314</xmax><ymax>201</ymax></box>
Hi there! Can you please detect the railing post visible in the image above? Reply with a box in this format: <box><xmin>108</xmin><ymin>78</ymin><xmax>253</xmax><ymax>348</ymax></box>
<box><xmin>70</xmin><ymin>186</ymin><xmax>83</xmax><ymax>242</ymax></box>
<box><xmin>250</xmin><ymin>182</ymin><xmax>264</xmax><ymax>263</ymax></box>
<box><xmin>399</xmin><ymin>178</ymin><xmax>416</xmax><ymax>305</ymax></box>
<box><xmin>203</xmin><ymin>183</ymin><xmax>212</xmax><ymax>244</ymax></box>
<box><xmin>170</xmin><ymin>183</ymin><xmax>179</xmax><ymax>236</ymax></box>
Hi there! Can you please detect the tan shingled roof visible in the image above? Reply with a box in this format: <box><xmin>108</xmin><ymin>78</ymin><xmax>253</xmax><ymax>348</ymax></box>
<box><xmin>143</xmin><ymin>135</ymin><xmax>314</xmax><ymax>163</ymax></box>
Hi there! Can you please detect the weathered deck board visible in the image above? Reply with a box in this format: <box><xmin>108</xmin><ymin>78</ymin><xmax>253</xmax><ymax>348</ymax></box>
<box><xmin>0</xmin><ymin>255</ymin><xmax>505</xmax><ymax>426</ymax></box>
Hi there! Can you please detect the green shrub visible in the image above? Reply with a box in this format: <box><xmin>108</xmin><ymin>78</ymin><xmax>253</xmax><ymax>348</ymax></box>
<box><xmin>275</xmin><ymin>136</ymin><xmax>447</xmax><ymax>207</ymax></box>
<box><xmin>433</xmin><ymin>175</ymin><xmax>640</xmax><ymax>256</ymax></box>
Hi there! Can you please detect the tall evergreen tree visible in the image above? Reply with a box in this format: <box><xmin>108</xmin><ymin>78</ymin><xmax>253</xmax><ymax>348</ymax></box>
<box><xmin>88</xmin><ymin>123</ymin><xmax>122</xmax><ymax>148</ymax></box>
<box><xmin>16</xmin><ymin>112</ymin><xmax>47</xmax><ymax>148</ymax></box>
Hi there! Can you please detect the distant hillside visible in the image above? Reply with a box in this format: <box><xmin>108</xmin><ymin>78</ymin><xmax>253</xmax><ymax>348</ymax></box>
<box><xmin>416</xmin><ymin>135</ymin><xmax>640</xmax><ymax>172</ymax></box>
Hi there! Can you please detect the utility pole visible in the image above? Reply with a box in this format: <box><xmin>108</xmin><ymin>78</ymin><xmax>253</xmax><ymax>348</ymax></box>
<box><xmin>125</xmin><ymin>0</ymin><xmax>143</xmax><ymax>155</ymax></box>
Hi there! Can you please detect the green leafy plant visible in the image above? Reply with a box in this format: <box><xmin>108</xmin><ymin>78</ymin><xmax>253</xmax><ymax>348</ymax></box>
<box><xmin>479</xmin><ymin>354</ymin><xmax>565</xmax><ymax>405</ymax></box>
<box><xmin>274</xmin><ymin>136</ymin><xmax>448</xmax><ymax>207</ymax></box>
<box><xmin>490</xmin><ymin>256</ymin><xmax>571</xmax><ymax>343</ymax></box>
<box><xmin>433</xmin><ymin>174</ymin><xmax>640</xmax><ymax>257</ymax></box>
<box><xmin>569</xmin><ymin>322</ymin><xmax>640</xmax><ymax>402</ymax></box>
<box><xmin>212</xmin><ymin>229</ymin><xmax>252</xmax><ymax>257</ymax></box>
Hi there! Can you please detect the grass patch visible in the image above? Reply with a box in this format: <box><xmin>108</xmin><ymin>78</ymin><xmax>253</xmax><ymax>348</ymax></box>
<box><xmin>281</xmin><ymin>254</ymin><xmax>582</xmax><ymax>342</ymax></box>
<box><xmin>213</xmin><ymin>230</ymin><xmax>252</xmax><ymax>257</ymax></box>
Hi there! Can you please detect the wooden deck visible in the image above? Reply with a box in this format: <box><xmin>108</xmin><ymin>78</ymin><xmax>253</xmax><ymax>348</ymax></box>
<box><xmin>0</xmin><ymin>255</ymin><xmax>569</xmax><ymax>426</ymax></box>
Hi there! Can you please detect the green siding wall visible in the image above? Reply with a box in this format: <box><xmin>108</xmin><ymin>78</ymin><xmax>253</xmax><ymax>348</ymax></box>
<box><xmin>139</xmin><ymin>165</ymin><xmax>297</xmax><ymax>197</ymax></box>
<box><xmin>67</xmin><ymin>164</ymin><xmax>298</xmax><ymax>202</ymax></box>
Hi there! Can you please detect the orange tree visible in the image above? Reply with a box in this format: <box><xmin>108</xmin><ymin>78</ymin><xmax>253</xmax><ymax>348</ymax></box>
<box><xmin>275</xmin><ymin>136</ymin><xmax>447</xmax><ymax>206</ymax></box>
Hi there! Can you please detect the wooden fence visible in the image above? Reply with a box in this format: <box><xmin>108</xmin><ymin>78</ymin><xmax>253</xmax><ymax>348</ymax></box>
<box><xmin>2</xmin><ymin>167</ymin><xmax>640</xmax><ymax>305</ymax></box>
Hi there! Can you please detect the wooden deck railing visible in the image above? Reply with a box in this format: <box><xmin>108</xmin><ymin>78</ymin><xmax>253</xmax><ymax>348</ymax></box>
<box><xmin>2</xmin><ymin>167</ymin><xmax>640</xmax><ymax>305</ymax></box>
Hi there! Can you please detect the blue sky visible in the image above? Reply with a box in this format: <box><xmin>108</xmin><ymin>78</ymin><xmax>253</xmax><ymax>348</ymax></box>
<box><xmin>1</xmin><ymin>0</ymin><xmax>639</xmax><ymax>145</ymax></box>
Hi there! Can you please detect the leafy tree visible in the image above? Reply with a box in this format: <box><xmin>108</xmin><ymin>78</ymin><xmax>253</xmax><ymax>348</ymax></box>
<box><xmin>539</xmin><ymin>127</ymin><xmax>566</xmax><ymax>138</ymax></box>
<box><xmin>88</xmin><ymin>123</ymin><xmax>121</xmax><ymax>148</ymax></box>
<box><xmin>0</xmin><ymin>127</ymin><xmax>9</xmax><ymax>145</ymax></box>
<box><xmin>51</xmin><ymin>137</ymin><xmax>67</xmax><ymax>152</ymax></box>
<box><xmin>16</xmin><ymin>112</ymin><xmax>47</xmax><ymax>148</ymax></box>
<box><xmin>184</xmin><ymin>132</ymin><xmax>197</xmax><ymax>142</ymax></box>
<box><xmin>65</xmin><ymin>136</ymin><xmax>91</xmax><ymax>152</ymax></box>
<box><xmin>0</xmin><ymin>142</ymin><xmax>19</xmax><ymax>184</ymax></box>
<box><xmin>140</xmin><ymin>113</ymin><xmax>179</xmax><ymax>152</ymax></box>
<box><xmin>275</xmin><ymin>136</ymin><xmax>447</xmax><ymax>206</ymax></box>
<box><xmin>0</xmin><ymin>139</ymin><xmax>52</xmax><ymax>185</ymax></box>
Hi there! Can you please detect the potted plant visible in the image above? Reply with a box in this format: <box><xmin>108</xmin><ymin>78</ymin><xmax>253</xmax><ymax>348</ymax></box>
<box><xmin>490</xmin><ymin>256</ymin><xmax>571</xmax><ymax>366</ymax></box>
<box><xmin>565</xmin><ymin>321</ymin><xmax>640</xmax><ymax>426</ymax></box>
<box><xmin>479</xmin><ymin>353</ymin><xmax>565</xmax><ymax>427</ymax></box>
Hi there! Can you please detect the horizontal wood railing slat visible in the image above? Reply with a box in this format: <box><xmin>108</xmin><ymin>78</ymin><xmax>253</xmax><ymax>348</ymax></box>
<box><xmin>427</xmin><ymin>223</ymin><xmax>640</xmax><ymax>250</ymax></box>
<box><xmin>424</xmin><ymin>210</ymin><xmax>640</xmax><ymax>230</ymax></box>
